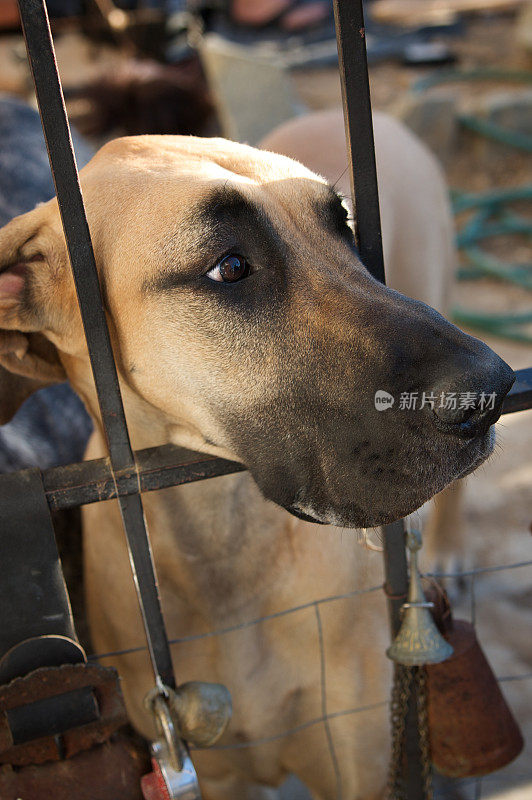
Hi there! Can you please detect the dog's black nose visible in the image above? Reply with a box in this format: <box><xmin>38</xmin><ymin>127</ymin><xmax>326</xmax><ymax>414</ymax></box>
<box><xmin>431</xmin><ymin>355</ymin><xmax>514</xmax><ymax>439</ymax></box>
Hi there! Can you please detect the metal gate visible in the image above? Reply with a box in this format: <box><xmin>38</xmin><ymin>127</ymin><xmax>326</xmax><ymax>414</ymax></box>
<box><xmin>0</xmin><ymin>0</ymin><xmax>531</xmax><ymax>797</ymax></box>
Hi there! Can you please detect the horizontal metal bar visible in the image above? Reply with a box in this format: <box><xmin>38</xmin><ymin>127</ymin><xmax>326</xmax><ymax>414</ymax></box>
<box><xmin>43</xmin><ymin>445</ymin><xmax>246</xmax><ymax>511</ymax></box>
<box><xmin>502</xmin><ymin>367</ymin><xmax>532</xmax><ymax>414</ymax></box>
<box><xmin>9</xmin><ymin>366</ymin><xmax>518</xmax><ymax>511</ymax></box>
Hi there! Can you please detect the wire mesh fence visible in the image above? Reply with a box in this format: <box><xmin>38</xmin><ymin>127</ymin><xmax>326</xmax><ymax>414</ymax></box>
<box><xmin>86</xmin><ymin>555</ymin><xmax>532</xmax><ymax>798</ymax></box>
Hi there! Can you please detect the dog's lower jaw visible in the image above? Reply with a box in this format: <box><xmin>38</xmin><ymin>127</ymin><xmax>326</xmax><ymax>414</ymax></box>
<box><xmin>284</xmin><ymin>427</ymin><xmax>497</xmax><ymax>529</ymax></box>
<box><xmin>455</xmin><ymin>424</ymin><xmax>496</xmax><ymax>479</ymax></box>
<box><xmin>287</xmin><ymin>501</ymin><xmax>418</xmax><ymax>529</ymax></box>
<box><xmin>286</xmin><ymin>504</ymin><xmax>329</xmax><ymax>525</ymax></box>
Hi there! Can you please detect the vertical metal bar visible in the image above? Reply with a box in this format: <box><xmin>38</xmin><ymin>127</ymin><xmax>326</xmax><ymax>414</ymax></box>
<box><xmin>332</xmin><ymin>0</ymin><xmax>411</xmax><ymax>646</ymax></box>
<box><xmin>333</xmin><ymin>1</ymin><xmax>425</xmax><ymax>797</ymax></box>
<box><xmin>332</xmin><ymin>0</ymin><xmax>385</xmax><ymax>282</ymax></box>
<box><xmin>16</xmin><ymin>0</ymin><xmax>175</xmax><ymax>691</ymax></box>
<box><xmin>381</xmin><ymin>520</ymin><xmax>409</xmax><ymax>637</ymax></box>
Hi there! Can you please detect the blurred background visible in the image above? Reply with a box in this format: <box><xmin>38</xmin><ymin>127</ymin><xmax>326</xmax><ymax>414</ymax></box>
<box><xmin>0</xmin><ymin>1</ymin><xmax>530</xmax><ymax>798</ymax></box>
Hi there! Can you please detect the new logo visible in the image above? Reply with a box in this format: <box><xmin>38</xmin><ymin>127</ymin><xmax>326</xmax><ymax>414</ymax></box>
<box><xmin>374</xmin><ymin>390</ymin><xmax>394</xmax><ymax>411</ymax></box>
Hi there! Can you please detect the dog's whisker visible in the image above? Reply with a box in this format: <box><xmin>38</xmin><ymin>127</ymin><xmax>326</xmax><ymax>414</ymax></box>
<box><xmin>331</xmin><ymin>166</ymin><xmax>350</xmax><ymax>192</ymax></box>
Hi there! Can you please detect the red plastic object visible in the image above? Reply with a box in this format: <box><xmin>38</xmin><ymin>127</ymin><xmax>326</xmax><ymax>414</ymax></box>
<box><xmin>141</xmin><ymin>758</ymin><xmax>171</xmax><ymax>800</ymax></box>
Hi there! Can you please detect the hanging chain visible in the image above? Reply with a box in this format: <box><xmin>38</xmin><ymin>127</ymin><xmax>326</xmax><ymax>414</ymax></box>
<box><xmin>387</xmin><ymin>665</ymin><xmax>411</xmax><ymax>800</ymax></box>
<box><xmin>386</xmin><ymin>666</ymin><xmax>433</xmax><ymax>800</ymax></box>
<box><xmin>416</xmin><ymin>667</ymin><xmax>434</xmax><ymax>800</ymax></box>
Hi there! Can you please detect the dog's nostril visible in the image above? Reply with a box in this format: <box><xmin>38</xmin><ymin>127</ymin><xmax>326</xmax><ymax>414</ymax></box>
<box><xmin>433</xmin><ymin>397</ymin><xmax>502</xmax><ymax>439</ymax></box>
<box><xmin>434</xmin><ymin>400</ymin><xmax>476</xmax><ymax>428</ymax></box>
<box><xmin>459</xmin><ymin>406</ymin><xmax>497</xmax><ymax>438</ymax></box>
<box><xmin>430</xmin><ymin>361</ymin><xmax>514</xmax><ymax>439</ymax></box>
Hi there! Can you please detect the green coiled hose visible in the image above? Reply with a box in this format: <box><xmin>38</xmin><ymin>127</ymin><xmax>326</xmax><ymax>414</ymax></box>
<box><xmin>413</xmin><ymin>68</ymin><xmax>532</xmax><ymax>343</ymax></box>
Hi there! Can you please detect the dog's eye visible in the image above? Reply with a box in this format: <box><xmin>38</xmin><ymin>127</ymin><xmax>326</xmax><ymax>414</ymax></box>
<box><xmin>206</xmin><ymin>254</ymin><xmax>250</xmax><ymax>283</ymax></box>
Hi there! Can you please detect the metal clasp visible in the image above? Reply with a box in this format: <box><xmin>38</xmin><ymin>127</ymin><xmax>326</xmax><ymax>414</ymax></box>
<box><xmin>143</xmin><ymin>689</ymin><xmax>202</xmax><ymax>800</ymax></box>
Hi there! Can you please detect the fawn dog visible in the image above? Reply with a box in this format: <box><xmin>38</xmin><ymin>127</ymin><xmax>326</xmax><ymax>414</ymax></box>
<box><xmin>260</xmin><ymin>109</ymin><xmax>467</xmax><ymax>578</ymax></box>
<box><xmin>0</xmin><ymin>113</ymin><xmax>513</xmax><ymax>799</ymax></box>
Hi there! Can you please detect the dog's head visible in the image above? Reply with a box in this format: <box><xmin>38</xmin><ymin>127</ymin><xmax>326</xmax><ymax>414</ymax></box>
<box><xmin>0</xmin><ymin>135</ymin><xmax>514</xmax><ymax>526</ymax></box>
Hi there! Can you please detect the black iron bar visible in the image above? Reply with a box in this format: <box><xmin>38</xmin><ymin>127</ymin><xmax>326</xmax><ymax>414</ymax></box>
<box><xmin>502</xmin><ymin>367</ymin><xmax>532</xmax><ymax>414</ymax></box>
<box><xmin>332</xmin><ymin>0</ymin><xmax>409</xmax><ymax>635</ymax></box>
<box><xmin>333</xmin><ymin>1</ymin><xmax>421</xmax><ymax>797</ymax></box>
<box><xmin>43</xmin><ymin>445</ymin><xmax>246</xmax><ymax>511</ymax></box>
<box><xmin>16</xmin><ymin>0</ymin><xmax>175</xmax><ymax>690</ymax></box>
<box><xmin>333</xmin><ymin>0</ymin><xmax>385</xmax><ymax>282</ymax></box>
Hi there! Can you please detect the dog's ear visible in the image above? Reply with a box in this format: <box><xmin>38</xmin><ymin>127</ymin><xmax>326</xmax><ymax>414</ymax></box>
<box><xmin>0</xmin><ymin>205</ymin><xmax>69</xmax><ymax>424</ymax></box>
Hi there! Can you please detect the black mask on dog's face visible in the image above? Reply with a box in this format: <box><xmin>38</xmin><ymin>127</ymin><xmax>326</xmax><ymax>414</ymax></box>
<box><xmin>141</xmin><ymin>180</ymin><xmax>513</xmax><ymax>528</ymax></box>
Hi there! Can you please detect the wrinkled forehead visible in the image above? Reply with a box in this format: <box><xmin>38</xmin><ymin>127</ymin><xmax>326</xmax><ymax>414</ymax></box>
<box><xmin>81</xmin><ymin>133</ymin><xmax>330</xmax><ymax>193</ymax></box>
<box><xmin>78</xmin><ymin>135</ymin><xmax>346</xmax><ymax>277</ymax></box>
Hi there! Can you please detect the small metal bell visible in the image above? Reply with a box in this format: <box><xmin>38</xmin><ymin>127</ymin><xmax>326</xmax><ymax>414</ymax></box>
<box><xmin>387</xmin><ymin>529</ymin><xmax>453</xmax><ymax>666</ymax></box>
<box><xmin>170</xmin><ymin>681</ymin><xmax>232</xmax><ymax>748</ymax></box>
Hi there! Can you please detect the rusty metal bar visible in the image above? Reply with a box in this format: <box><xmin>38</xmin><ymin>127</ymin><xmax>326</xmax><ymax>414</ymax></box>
<box><xmin>43</xmin><ymin>446</ymin><xmax>245</xmax><ymax>511</ymax></box>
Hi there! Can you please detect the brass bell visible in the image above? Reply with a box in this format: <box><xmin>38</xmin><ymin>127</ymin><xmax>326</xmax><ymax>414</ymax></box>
<box><xmin>145</xmin><ymin>680</ymin><xmax>232</xmax><ymax>750</ymax></box>
<box><xmin>387</xmin><ymin>529</ymin><xmax>453</xmax><ymax>666</ymax></box>
<box><xmin>170</xmin><ymin>681</ymin><xmax>232</xmax><ymax>748</ymax></box>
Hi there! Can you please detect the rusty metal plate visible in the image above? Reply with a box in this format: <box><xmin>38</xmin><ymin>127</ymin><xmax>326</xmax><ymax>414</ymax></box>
<box><xmin>0</xmin><ymin>663</ymin><xmax>127</xmax><ymax>766</ymax></box>
<box><xmin>0</xmin><ymin>733</ymin><xmax>148</xmax><ymax>800</ymax></box>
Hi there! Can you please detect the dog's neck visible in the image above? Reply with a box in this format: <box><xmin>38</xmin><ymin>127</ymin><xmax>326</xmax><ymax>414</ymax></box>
<box><xmin>80</xmin><ymin>378</ymin><xmax>298</xmax><ymax>614</ymax></box>
<box><xmin>80</xmin><ymin>371</ymin><xmax>378</xmax><ymax>624</ymax></box>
